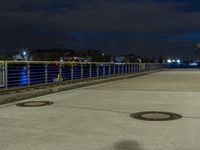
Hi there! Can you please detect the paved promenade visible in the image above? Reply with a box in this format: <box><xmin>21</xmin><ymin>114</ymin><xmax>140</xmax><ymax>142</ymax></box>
<box><xmin>1</xmin><ymin>69</ymin><xmax>200</xmax><ymax>150</ymax></box>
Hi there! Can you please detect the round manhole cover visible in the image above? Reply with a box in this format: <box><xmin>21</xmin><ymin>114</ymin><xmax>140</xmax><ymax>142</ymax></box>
<box><xmin>130</xmin><ymin>111</ymin><xmax>182</xmax><ymax>121</ymax></box>
<box><xmin>16</xmin><ymin>101</ymin><xmax>53</xmax><ymax>107</ymax></box>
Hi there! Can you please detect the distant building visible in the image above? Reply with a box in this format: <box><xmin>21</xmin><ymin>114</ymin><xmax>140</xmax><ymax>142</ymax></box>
<box><xmin>30</xmin><ymin>49</ymin><xmax>79</xmax><ymax>61</ymax></box>
<box><xmin>13</xmin><ymin>54</ymin><xmax>24</xmax><ymax>60</ymax></box>
<box><xmin>78</xmin><ymin>49</ymin><xmax>105</xmax><ymax>62</ymax></box>
<box><xmin>115</xmin><ymin>56</ymin><xmax>126</xmax><ymax>63</ymax></box>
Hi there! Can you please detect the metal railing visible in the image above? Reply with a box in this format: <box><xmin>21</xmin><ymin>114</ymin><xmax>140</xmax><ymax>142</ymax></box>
<box><xmin>0</xmin><ymin>61</ymin><xmax>4</xmax><ymax>87</ymax></box>
<box><xmin>0</xmin><ymin>61</ymin><xmax>161</xmax><ymax>88</ymax></box>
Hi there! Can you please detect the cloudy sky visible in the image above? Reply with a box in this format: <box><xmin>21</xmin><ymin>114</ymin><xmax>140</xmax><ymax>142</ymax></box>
<box><xmin>1</xmin><ymin>0</ymin><xmax>200</xmax><ymax>58</ymax></box>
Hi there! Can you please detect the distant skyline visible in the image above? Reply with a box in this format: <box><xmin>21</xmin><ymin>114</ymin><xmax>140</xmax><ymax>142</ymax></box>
<box><xmin>1</xmin><ymin>0</ymin><xmax>200</xmax><ymax>59</ymax></box>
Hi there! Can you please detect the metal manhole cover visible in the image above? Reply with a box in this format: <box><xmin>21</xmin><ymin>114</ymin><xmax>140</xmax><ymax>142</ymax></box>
<box><xmin>16</xmin><ymin>101</ymin><xmax>53</xmax><ymax>107</ymax></box>
<box><xmin>130</xmin><ymin>111</ymin><xmax>182</xmax><ymax>121</ymax></box>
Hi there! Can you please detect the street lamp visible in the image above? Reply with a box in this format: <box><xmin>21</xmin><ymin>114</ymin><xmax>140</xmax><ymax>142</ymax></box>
<box><xmin>167</xmin><ymin>59</ymin><xmax>172</xmax><ymax>63</ymax></box>
<box><xmin>23</xmin><ymin>51</ymin><xmax>27</xmax><ymax>56</ymax></box>
<box><xmin>176</xmin><ymin>59</ymin><xmax>181</xmax><ymax>63</ymax></box>
<box><xmin>22</xmin><ymin>49</ymin><xmax>28</xmax><ymax>60</ymax></box>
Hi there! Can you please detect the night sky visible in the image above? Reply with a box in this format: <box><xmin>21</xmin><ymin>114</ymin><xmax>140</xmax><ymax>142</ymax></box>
<box><xmin>1</xmin><ymin>0</ymin><xmax>200</xmax><ymax>59</ymax></box>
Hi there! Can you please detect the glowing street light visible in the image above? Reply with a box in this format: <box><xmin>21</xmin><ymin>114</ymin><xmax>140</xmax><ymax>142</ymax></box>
<box><xmin>176</xmin><ymin>59</ymin><xmax>181</xmax><ymax>63</ymax></box>
<box><xmin>167</xmin><ymin>59</ymin><xmax>172</xmax><ymax>63</ymax></box>
<box><xmin>23</xmin><ymin>51</ymin><xmax>27</xmax><ymax>56</ymax></box>
<box><xmin>22</xmin><ymin>48</ymin><xmax>28</xmax><ymax>60</ymax></box>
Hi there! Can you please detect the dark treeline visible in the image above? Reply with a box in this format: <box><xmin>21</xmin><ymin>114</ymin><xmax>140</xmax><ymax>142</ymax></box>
<box><xmin>0</xmin><ymin>48</ymin><xmax>161</xmax><ymax>63</ymax></box>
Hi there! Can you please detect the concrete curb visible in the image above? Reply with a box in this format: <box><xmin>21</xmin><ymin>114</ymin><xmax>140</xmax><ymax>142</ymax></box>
<box><xmin>0</xmin><ymin>70</ymin><xmax>161</xmax><ymax>105</ymax></box>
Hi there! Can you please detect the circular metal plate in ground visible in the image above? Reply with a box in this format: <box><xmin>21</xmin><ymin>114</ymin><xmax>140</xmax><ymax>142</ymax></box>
<box><xmin>130</xmin><ymin>111</ymin><xmax>182</xmax><ymax>121</ymax></box>
<box><xmin>16</xmin><ymin>101</ymin><xmax>53</xmax><ymax>107</ymax></box>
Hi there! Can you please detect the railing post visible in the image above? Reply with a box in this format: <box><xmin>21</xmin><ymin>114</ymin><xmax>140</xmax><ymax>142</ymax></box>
<box><xmin>141</xmin><ymin>64</ymin><xmax>143</xmax><ymax>72</ymax></box>
<box><xmin>103</xmin><ymin>64</ymin><xmax>105</xmax><ymax>77</ymax></box>
<box><xmin>135</xmin><ymin>64</ymin><xmax>137</xmax><ymax>72</ymax></box>
<box><xmin>96</xmin><ymin>64</ymin><xmax>99</xmax><ymax>78</ymax></box>
<box><xmin>124</xmin><ymin>63</ymin><xmax>128</xmax><ymax>74</ymax></box>
<box><xmin>4</xmin><ymin>61</ymin><xmax>8</xmax><ymax>88</ymax></box>
<box><xmin>123</xmin><ymin>64</ymin><xmax>126</xmax><ymax>74</ymax></box>
<box><xmin>109</xmin><ymin>64</ymin><xmax>111</xmax><ymax>76</ymax></box>
<box><xmin>131</xmin><ymin>64</ymin><xmax>133</xmax><ymax>73</ymax></box>
<box><xmin>125</xmin><ymin>64</ymin><xmax>127</xmax><ymax>73</ymax></box>
<box><xmin>81</xmin><ymin>64</ymin><xmax>83</xmax><ymax>79</ymax></box>
<box><xmin>128</xmin><ymin>64</ymin><xmax>130</xmax><ymax>73</ymax></box>
<box><xmin>59</xmin><ymin>63</ymin><xmax>62</xmax><ymax>81</ymax></box>
<box><xmin>122</xmin><ymin>64</ymin><xmax>124</xmax><ymax>74</ymax></box>
<box><xmin>113</xmin><ymin>63</ymin><xmax>115</xmax><ymax>75</ymax></box>
<box><xmin>135</xmin><ymin>64</ymin><xmax>136</xmax><ymax>72</ymax></box>
<box><xmin>89</xmin><ymin>63</ymin><xmax>92</xmax><ymax>78</ymax></box>
<box><xmin>45</xmin><ymin>64</ymin><xmax>48</xmax><ymax>83</ymax></box>
<box><xmin>27</xmin><ymin>63</ymin><xmax>30</xmax><ymax>86</ymax></box>
<box><xmin>118</xmin><ymin>64</ymin><xmax>120</xmax><ymax>74</ymax></box>
<box><xmin>71</xmin><ymin>63</ymin><xmax>74</xmax><ymax>80</ymax></box>
<box><xmin>1</xmin><ymin>62</ymin><xmax>5</xmax><ymax>88</ymax></box>
<box><xmin>139</xmin><ymin>64</ymin><xmax>141</xmax><ymax>72</ymax></box>
<box><xmin>124</xmin><ymin>64</ymin><xmax>126</xmax><ymax>74</ymax></box>
<box><xmin>138</xmin><ymin>64</ymin><xmax>140</xmax><ymax>72</ymax></box>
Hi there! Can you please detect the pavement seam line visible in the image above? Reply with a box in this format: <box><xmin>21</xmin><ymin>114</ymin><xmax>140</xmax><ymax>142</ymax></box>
<box><xmin>52</xmin><ymin>104</ymin><xmax>131</xmax><ymax>114</ymax></box>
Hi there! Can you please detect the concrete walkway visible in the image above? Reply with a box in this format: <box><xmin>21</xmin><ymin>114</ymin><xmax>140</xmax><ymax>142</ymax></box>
<box><xmin>1</xmin><ymin>69</ymin><xmax>200</xmax><ymax>150</ymax></box>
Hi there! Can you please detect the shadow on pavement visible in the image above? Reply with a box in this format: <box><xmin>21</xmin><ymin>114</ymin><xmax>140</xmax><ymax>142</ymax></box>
<box><xmin>114</xmin><ymin>140</ymin><xmax>142</xmax><ymax>150</ymax></box>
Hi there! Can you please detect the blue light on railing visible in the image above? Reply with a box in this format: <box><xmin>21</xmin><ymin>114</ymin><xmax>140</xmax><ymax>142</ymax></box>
<box><xmin>20</xmin><ymin>66</ymin><xmax>28</xmax><ymax>85</ymax></box>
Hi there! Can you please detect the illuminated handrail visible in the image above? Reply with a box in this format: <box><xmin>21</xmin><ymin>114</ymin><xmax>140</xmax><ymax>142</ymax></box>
<box><xmin>3</xmin><ymin>60</ymin><xmax>157</xmax><ymax>65</ymax></box>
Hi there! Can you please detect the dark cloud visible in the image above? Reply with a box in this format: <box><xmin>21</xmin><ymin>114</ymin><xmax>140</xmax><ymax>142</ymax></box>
<box><xmin>0</xmin><ymin>0</ymin><xmax>200</xmax><ymax>58</ymax></box>
<box><xmin>1</xmin><ymin>0</ymin><xmax>200</xmax><ymax>32</ymax></box>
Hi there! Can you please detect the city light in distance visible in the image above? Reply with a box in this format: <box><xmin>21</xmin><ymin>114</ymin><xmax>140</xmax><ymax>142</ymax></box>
<box><xmin>23</xmin><ymin>51</ymin><xmax>27</xmax><ymax>56</ymax></box>
<box><xmin>176</xmin><ymin>59</ymin><xmax>181</xmax><ymax>64</ymax></box>
<box><xmin>167</xmin><ymin>59</ymin><xmax>182</xmax><ymax>64</ymax></box>
<box><xmin>167</xmin><ymin>59</ymin><xmax>172</xmax><ymax>63</ymax></box>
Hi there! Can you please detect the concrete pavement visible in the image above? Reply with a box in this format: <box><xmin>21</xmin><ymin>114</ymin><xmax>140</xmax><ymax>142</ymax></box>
<box><xmin>1</xmin><ymin>69</ymin><xmax>200</xmax><ymax>150</ymax></box>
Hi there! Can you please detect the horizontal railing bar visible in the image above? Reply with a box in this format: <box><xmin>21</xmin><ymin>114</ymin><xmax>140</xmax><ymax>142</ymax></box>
<box><xmin>3</xmin><ymin>60</ymin><xmax>158</xmax><ymax>65</ymax></box>
<box><xmin>30</xmin><ymin>75</ymin><xmax>46</xmax><ymax>78</ymax></box>
<box><xmin>7</xmin><ymin>73</ymin><xmax>28</xmax><ymax>75</ymax></box>
<box><xmin>29</xmin><ymin>72</ymin><xmax>46</xmax><ymax>74</ymax></box>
